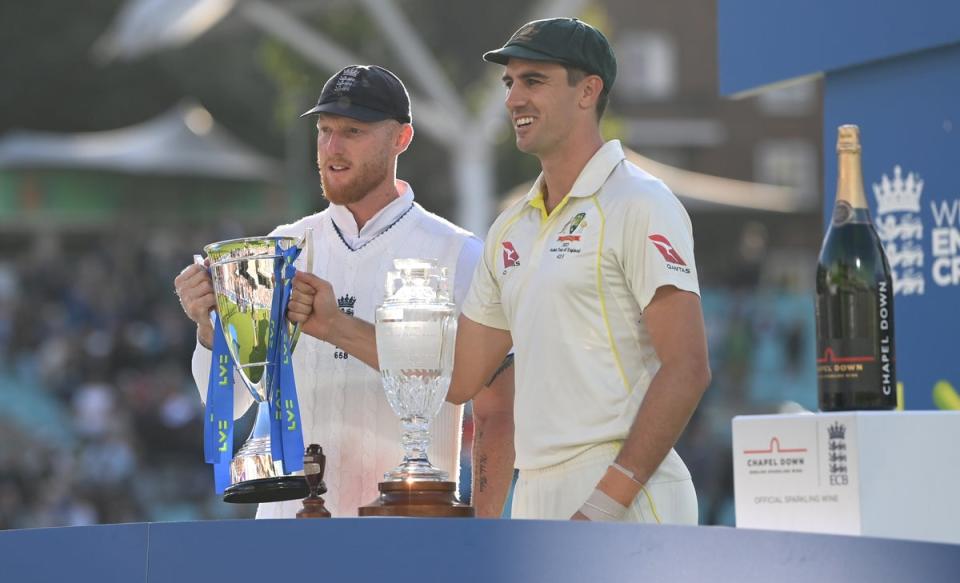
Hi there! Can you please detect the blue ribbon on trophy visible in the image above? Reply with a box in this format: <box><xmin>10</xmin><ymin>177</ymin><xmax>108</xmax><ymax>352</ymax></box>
<box><xmin>204</xmin><ymin>311</ymin><xmax>236</xmax><ymax>493</ymax></box>
<box><xmin>267</xmin><ymin>242</ymin><xmax>285</xmax><ymax>471</ymax></box>
<box><xmin>267</xmin><ymin>243</ymin><xmax>305</xmax><ymax>475</ymax></box>
<box><xmin>200</xmin><ymin>239</ymin><xmax>307</xmax><ymax>494</ymax></box>
<box><xmin>275</xmin><ymin>244</ymin><xmax>304</xmax><ymax>473</ymax></box>
<box><xmin>195</xmin><ymin>252</ymin><xmax>238</xmax><ymax>494</ymax></box>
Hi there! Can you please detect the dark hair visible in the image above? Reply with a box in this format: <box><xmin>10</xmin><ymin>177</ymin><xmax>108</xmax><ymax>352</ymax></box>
<box><xmin>565</xmin><ymin>66</ymin><xmax>609</xmax><ymax>119</ymax></box>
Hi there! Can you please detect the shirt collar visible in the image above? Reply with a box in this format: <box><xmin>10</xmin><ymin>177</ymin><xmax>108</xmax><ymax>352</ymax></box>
<box><xmin>328</xmin><ymin>181</ymin><xmax>415</xmax><ymax>249</ymax></box>
<box><xmin>524</xmin><ymin>140</ymin><xmax>626</xmax><ymax>209</ymax></box>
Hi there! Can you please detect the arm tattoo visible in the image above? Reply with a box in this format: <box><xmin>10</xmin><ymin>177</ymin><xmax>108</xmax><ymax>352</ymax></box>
<box><xmin>476</xmin><ymin>453</ymin><xmax>489</xmax><ymax>492</ymax></box>
<box><xmin>476</xmin><ymin>427</ymin><xmax>488</xmax><ymax>492</ymax></box>
<box><xmin>484</xmin><ymin>353</ymin><xmax>515</xmax><ymax>387</ymax></box>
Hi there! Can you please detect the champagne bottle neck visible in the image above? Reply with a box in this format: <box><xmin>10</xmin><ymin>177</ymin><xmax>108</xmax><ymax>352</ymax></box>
<box><xmin>836</xmin><ymin>149</ymin><xmax>868</xmax><ymax>209</ymax></box>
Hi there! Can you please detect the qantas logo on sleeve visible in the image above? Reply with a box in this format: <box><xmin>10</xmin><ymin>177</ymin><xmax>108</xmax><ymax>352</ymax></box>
<box><xmin>502</xmin><ymin>241</ymin><xmax>520</xmax><ymax>270</ymax></box>
<box><xmin>648</xmin><ymin>234</ymin><xmax>689</xmax><ymax>270</ymax></box>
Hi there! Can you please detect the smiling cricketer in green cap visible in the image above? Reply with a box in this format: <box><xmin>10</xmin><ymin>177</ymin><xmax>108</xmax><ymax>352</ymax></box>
<box><xmin>448</xmin><ymin>17</ymin><xmax>710</xmax><ymax>526</ymax></box>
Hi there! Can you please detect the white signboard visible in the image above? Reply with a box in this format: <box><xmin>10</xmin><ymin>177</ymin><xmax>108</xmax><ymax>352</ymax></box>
<box><xmin>733</xmin><ymin>414</ymin><xmax>861</xmax><ymax>535</ymax></box>
<box><xmin>733</xmin><ymin>411</ymin><xmax>960</xmax><ymax>544</ymax></box>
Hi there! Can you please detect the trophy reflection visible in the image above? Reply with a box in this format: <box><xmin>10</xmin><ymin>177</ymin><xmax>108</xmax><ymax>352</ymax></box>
<box><xmin>204</xmin><ymin>236</ymin><xmax>310</xmax><ymax>503</ymax></box>
<box><xmin>359</xmin><ymin>259</ymin><xmax>473</xmax><ymax>517</ymax></box>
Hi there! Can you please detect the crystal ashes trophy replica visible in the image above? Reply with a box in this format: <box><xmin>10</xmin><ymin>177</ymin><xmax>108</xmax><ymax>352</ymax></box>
<box><xmin>359</xmin><ymin>259</ymin><xmax>473</xmax><ymax>517</ymax></box>
<box><xmin>202</xmin><ymin>235</ymin><xmax>311</xmax><ymax>503</ymax></box>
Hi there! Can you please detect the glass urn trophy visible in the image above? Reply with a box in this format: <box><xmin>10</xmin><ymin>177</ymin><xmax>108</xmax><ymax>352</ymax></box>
<box><xmin>202</xmin><ymin>235</ymin><xmax>311</xmax><ymax>503</ymax></box>
<box><xmin>359</xmin><ymin>259</ymin><xmax>473</xmax><ymax>517</ymax></box>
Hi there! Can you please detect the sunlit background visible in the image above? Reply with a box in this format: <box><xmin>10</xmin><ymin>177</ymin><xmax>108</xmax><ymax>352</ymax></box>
<box><xmin>0</xmin><ymin>0</ymin><xmax>825</xmax><ymax>528</ymax></box>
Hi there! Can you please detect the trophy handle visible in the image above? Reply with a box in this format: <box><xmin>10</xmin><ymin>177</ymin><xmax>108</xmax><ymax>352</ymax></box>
<box><xmin>196</xmin><ymin>253</ymin><xmax>262</xmax><ymax>403</ymax></box>
<box><xmin>288</xmin><ymin>227</ymin><xmax>313</xmax><ymax>347</ymax></box>
<box><xmin>194</xmin><ymin>254</ymin><xmax>216</xmax><ymax>332</ymax></box>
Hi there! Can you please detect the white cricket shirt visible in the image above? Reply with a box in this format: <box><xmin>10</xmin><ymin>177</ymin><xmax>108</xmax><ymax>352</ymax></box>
<box><xmin>193</xmin><ymin>188</ymin><xmax>482</xmax><ymax>517</ymax></box>
<box><xmin>463</xmin><ymin>140</ymin><xmax>700</xmax><ymax>472</ymax></box>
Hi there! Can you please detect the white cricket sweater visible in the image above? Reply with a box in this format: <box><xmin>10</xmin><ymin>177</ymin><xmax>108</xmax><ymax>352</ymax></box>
<box><xmin>192</xmin><ymin>199</ymin><xmax>481</xmax><ymax>517</ymax></box>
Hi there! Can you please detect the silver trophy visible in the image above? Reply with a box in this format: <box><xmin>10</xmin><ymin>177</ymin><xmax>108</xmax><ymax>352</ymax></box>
<box><xmin>359</xmin><ymin>258</ymin><xmax>472</xmax><ymax>516</ymax></box>
<box><xmin>204</xmin><ymin>234</ymin><xmax>311</xmax><ymax>503</ymax></box>
<box><xmin>375</xmin><ymin>258</ymin><xmax>458</xmax><ymax>481</ymax></box>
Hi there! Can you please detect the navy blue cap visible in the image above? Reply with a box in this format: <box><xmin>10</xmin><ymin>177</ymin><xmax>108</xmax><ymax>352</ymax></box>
<box><xmin>300</xmin><ymin>65</ymin><xmax>411</xmax><ymax>123</ymax></box>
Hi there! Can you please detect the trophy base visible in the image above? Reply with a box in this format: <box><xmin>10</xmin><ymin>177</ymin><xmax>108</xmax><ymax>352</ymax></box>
<box><xmin>358</xmin><ymin>481</ymin><xmax>474</xmax><ymax>517</ymax></box>
<box><xmin>383</xmin><ymin>460</ymin><xmax>448</xmax><ymax>482</ymax></box>
<box><xmin>296</xmin><ymin>495</ymin><xmax>332</xmax><ymax>519</ymax></box>
<box><xmin>223</xmin><ymin>476</ymin><xmax>309</xmax><ymax>504</ymax></box>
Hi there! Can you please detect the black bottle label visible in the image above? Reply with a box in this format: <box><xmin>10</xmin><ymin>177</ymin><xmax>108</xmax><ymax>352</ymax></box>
<box><xmin>816</xmin><ymin>337</ymin><xmax>880</xmax><ymax>387</ymax></box>
<box><xmin>815</xmin><ymin>279</ymin><xmax>896</xmax><ymax>409</ymax></box>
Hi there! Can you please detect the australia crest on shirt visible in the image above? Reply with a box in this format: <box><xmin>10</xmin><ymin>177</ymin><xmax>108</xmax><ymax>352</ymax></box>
<box><xmin>550</xmin><ymin>212</ymin><xmax>588</xmax><ymax>259</ymax></box>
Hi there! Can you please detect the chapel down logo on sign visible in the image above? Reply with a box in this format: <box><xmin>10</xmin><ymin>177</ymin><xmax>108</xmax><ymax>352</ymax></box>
<box><xmin>742</xmin><ymin>436</ymin><xmax>808</xmax><ymax>475</ymax></box>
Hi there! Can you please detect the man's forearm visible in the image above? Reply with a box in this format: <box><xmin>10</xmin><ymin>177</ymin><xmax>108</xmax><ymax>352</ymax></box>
<box><xmin>471</xmin><ymin>415</ymin><xmax>515</xmax><ymax>518</ymax></box>
<box><xmin>580</xmin><ymin>287</ymin><xmax>711</xmax><ymax>518</ymax></box>
<box><xmin>597</xmin><ymin>363</ymin><xmax>709</xmax><ymax>508</ymax></box>
<box><xmin>469</xmin><ymin>355</ymin><xmax>516</xmax><ymax>517</ymax></box>
<box><xmin>447</xmin><ymin>315</ymin><xmax>513</xmax><ymax>404</ymax></box>
<box><xmin>324</xmin><ymin>312</ymin><xmax>379</xmax><ymax>371</ymax></box>
<box><xmin>618</xmin><ymin>364</ymin><xmax>708</xmax><ymax>483</ymax></box>
<box><xmin>197</xmin><ymin>321</ymin><xmax>214</xmax><ymax>350</ymax></box>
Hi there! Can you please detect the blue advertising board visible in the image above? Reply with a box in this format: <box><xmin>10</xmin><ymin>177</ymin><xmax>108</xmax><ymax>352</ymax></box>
<box><xmin>823</xmin><ymin>44</ymin><xmax>960</xmax><ymax>410</ymax></box>
<box><xmin>719</xmin><ymin>0</ymin><xmax>960</xmax><ymax>410</ymax></box>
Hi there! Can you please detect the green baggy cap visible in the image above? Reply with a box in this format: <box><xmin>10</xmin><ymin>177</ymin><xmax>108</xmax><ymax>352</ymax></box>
<box><xmin>483</xmin><ymin>18</ymin><xmax>617</xmax><ymax>90</ymax></box>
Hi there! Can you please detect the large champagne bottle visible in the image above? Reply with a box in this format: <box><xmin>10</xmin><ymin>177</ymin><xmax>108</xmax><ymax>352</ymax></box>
<box><xmin>815</xmin><ymin>125</ymin><xmax>896</xmax><ymax>411</ymax></box>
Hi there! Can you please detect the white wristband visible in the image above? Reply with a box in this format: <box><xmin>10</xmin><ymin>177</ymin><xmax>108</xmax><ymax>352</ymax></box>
<box><xmin>610</xmin><ymin>462</ymin><xmax>644</xmax><ymax>485</ymax></box>
<box><xmin>578</xmin><ymin>488</ymin><xmax>629</xmax><ymax>522</ymax></box>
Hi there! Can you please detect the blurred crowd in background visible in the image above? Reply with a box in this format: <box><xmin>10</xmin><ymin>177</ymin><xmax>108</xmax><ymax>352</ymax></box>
<box><xmin>1</xmin><ymin>0</ymin><xmax>824</xmax><ymax>530</ymax></box>
<box><xmin>0</xmin><ymin>225</ymin><xmax>256</xmax><ymax>528</ymax></box>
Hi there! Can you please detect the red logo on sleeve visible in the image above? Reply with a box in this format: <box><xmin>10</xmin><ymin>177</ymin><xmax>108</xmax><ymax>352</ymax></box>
<box><xmin>648</xmin><ymin>234</ymin><xmax>687</xmax><ymax>266</ymax></box>
<box><xmin>502</xmin><ymin>241</ymin><xmax>520</xmax><ymax>269</ymax></box>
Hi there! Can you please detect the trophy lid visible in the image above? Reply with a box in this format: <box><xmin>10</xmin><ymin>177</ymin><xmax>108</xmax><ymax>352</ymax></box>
<box><xmin>384</xmin><ymin>258</ymin><xmax>451</xmax><ymax>304</ymax></box>
<box><xmin>203</xmin><ymin>236</ymin><xmax>301</xmax><ymax>264</ymax></box>
<box><xmin>393</xmin><ymin>257</ymin><xmax>438</xmax><ymax>274</ymax></box>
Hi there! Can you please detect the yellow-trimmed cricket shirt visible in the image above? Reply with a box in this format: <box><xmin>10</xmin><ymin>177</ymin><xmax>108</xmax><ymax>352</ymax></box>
<box><xmin>463</xmin><ymin>140</ymin><xmax>700</xmax><ymax>472</ymax></box>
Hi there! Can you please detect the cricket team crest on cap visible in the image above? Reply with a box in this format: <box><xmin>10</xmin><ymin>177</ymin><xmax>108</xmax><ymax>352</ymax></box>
<box><xmin>511</xmin><ymin>20</ymin><xmax>546</xmax><ymax>44</ymax></box>
<box><xmin>334</xmin><ymin>67</ymin><xmax>361</xmax><ymax>94</ymax></box>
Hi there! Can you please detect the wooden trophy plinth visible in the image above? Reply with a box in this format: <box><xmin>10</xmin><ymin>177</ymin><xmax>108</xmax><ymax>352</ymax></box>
<box><xmin>297</xmin><ymin>495</ymin><xmax>332</xmax><ymax>519</ymax></box>
<box><xmin>296</xmin><ymin>444</ymin><xmax>332</xmax><ymax>519</ymax></box>
<box><xmin>359</xmin><ymin>481</ymin><xmax>474</xmax><ymax>517</ymax></box>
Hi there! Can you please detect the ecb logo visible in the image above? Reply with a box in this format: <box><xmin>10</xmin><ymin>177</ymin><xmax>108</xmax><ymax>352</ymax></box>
<box><xmin>826</xmin><ymin>422</ymin><xmax>849</xmax><ymax>487</ymax></box>
<box><xmin>829</xmin><ymin>475</ymin><xmax>848</xmax><ymax>486</ymax></box>
<box><xmin>874</xmin><ymin>165</ymin><xmax>960</xmax><ymax>295</ymax></box>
